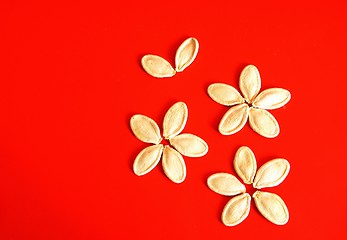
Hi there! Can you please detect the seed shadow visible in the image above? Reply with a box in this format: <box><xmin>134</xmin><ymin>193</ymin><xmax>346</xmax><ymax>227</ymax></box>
<box><xmin>224</xmin><ymin>62</ymin><xmax>252</xmax><ymax>88</ymax></box>
<box><xmin>202</xmin><ymin>81</ymin><xmax>230</xmax><ymax>133</ymax></box>
<box><xmin>137</xmin><ymin>53</ymin><xmax>146</xmax><ymax>72</ymax></box>
<box><xmin>126</xmin><ymin>112</ymin><xmax>148</xmax><ymax>171</ymax></box>
<box><xmin>199</xmin><ymin>171</ymin><xmax>226</xmax><ymax>222</ymax></box>
<box><xmin>167</xmin><ymin>36</ymin><xmax>191</xmax><ymax>67</ymax></box>
<box><xmin>156</xmin><ymin>99</ymin><xmax>181</xmax><ymax>124</ymax></box>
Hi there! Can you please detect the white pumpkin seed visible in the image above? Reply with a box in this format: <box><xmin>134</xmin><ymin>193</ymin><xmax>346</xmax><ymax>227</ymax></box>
<box><xmin>239</xmin><ymin>65</ymin><xmax>261</xmax><ymax>103</ymax></box>
<box><xmin>221</xmin><ymin>193</ymin><xmax>251</xmax><ymax>226</ymax></box>
<box><xmin>163</xmin><ymin>102</ymin><xmax>188</xmax><ymax>139</ymax></box>
<box><xmin>253</xmin><ymin>88</ymin><xmax>291</xmax><ymax>110</ymax></box>
<box><xmin>162</xmin><ymin>145</ymin><xmax>186</xmax><ymax>183</ymax></box>
<box><xmin>207</xmin><ymin>173</ymin><xmax>246</xmax><ymax>196</ymax></box>
<box><xmin>253</xmin><ymin>158</ymin><xmax>290</xmax><ymax>189</ymax></box>
<box><xmin>248</xmin><ymin>108</ymin><xmax>279</xmax><ymax>138</ymax></box>
<box><xmin>130</xmin><ymin>114</ymin><xmax>162</xmax><ymax>144</ymax></box>
<box><xmin>169</xmin><ymin>133</ymin><xmax>208</xmax><ymax>157</ymax></box>
<box><xmin>175</xmin><ymin>37</ymin><xmax>199</xmax><ymax>72</ymax></box>
<box><xmin>253</xmin><ymin>191</ymin><xmax>289</xmax><ymax>225</ymax></box>
<box><xmin>207</xmin><ymin>83</ymin><xmax>244</xmax><ymax>106</ymax></box>
<box><xmin>234</xmin><ymin>146</ymin><xmax>257</xmax><ymax>184</ymax></box>
<box><xmin>219</xmin><ymin>103</ymin><xmax>249</xmax><ymax>135</ymax></box>
<box><xmin>133</xmin><ymin>144</ymin><xmax>163</xmax><ymax>176</ymax></box>
<box><xmin>141</xmin><ymin>54</ymin><xmax>176</xmax><ymax>78</ymax></box>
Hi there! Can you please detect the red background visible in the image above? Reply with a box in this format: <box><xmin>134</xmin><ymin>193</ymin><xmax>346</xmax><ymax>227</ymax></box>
<box><xmin>1</xmin><ymin>1</ymin><xmax>346</xmax><ymax>239</ymax></box>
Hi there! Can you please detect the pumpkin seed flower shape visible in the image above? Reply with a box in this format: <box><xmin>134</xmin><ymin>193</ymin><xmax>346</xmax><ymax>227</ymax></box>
<box><xmin>208</xmin><ymin>65</ymin><xmax>291</xmax><ymax>138</ymax></box>
<box><xmin>130</xmin><ymin>102</ymin><xmax>208</xmax><ymax>183</ymax></box>
<box><xmin>207</xmin><ymin>146</ymin><xmax>290</xmax><ymax>226</ymax></box>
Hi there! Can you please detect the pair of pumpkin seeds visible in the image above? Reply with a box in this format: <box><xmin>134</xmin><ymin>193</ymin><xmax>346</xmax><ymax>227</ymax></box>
<box><xmin>208</xmin><ymin>65</ymin><xmax>291</xmax><ymax>138</ymax></box>
<box><xmin>141</xmin><ymin>37</ymin><xmax>199</xmax><ymax>78</ymax></box>
<box><xmin>130</xmin><ymin>102</ymin><xmax>208</xmax><ymax>184</ymax></box>
<box><xmin>207</xmin><ymin>146</ymin><xmax>290</xmax><ymax>226</ymax></box>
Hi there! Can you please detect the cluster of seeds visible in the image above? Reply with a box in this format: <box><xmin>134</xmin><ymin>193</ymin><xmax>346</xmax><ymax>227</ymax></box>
<box><xmin>207</xmin><ymin>146</ymin><xmax>290</xmax><ymax>226</ymax></box>
<box><xmin>131</xmin><ymin>37</ymin><xmax>291</xmax><ymax>227</ymax></box>
<box><xmin>131</xmin><ymin>102</ymin><xmax>208</xmax><ymax>183</ymax></box>
<box><xmin>208</xmin><ymin>65</ymin><xmax>291</xmax><ymax>138</ymax></box>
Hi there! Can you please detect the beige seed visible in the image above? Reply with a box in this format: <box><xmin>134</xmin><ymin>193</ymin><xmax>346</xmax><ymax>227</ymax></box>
<box><xmin>141</xmin><ymin>54</ymin><xmax>176</xmax><ymax>78</ymax></box>
<box><xmin>175</xmin><ymin>37</ymin><xmax>199</xmax><ymax>72</ymax></box>
<box><xmin>221</xmin><ymin>193</ymin><xmax>251</xmax><ymax>226</ymax></box>
<box><xmin>234</xmin><ymin>146</ymin><xmax>257</xmax><ymax>184</ymax></box>
<box><xmin>169</xmin><ymin>133</ymin><xmax>208</xmax><ymax>157</ymax></box>
<box><xmin>253</xmin><ymin>158</ymin><xmax>290</xmax><ymax>189</ymax></box>
<box><xmin>207</xmin><ymin>173</ymin><xmax>246</xmax><ymax>196</ymax></box>
<box><xmin>162</xmin><ymin>145</ymin><xmax>186</xmax><ymax>183</ymax></box>
<box><xmin>130</xmin><ymin>114</ymin><xmax>162</xmax><ymax>144</ymax></box>
<box><xmin>248</xmin><ymin>108</ymin><xmax>279</xmax><ymax>138</ymax></box>
<box><xmin>219</xmin><ymin>103</ymin><xmax>249</xmax><ymax>135</ymax></box>
<box><xmin>133</xmin><ymin>144</ymin><xmax>164</xmax><ymax>176</ymax></box>
<box><xmin>239</xmin><ymin>65</ymin><xmax>261</xmax><ymax>103</ymax></box>
<box><xmin>163</xmin><ymin>102</ymin><xmax>188</xmax><ymax>139</ymax></box>
<box><xmin>253</xmin><ymin>191</ymin><xmax>289</xmax><ymax>225</ymax></box>
<box><xmin>207</xmin><ymin>83</ymin><xmax>244</xmax><ymax>106</ymax></box>
<box><xmin>253</xmin><ymin>88</ymin><xmax>291</xmax><ymax>110</ymax></box>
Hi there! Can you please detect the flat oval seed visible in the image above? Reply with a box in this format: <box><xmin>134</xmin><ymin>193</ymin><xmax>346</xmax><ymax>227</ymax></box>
<box><xmin>163</xmin><ymin>102</ymin><xmax>188</xmax><ymax>139</ymax></box>
<box><xmin>253</xmin><ymin>88</ymin><xmax>291</xmax><ymax>110</ymax></box>
<box><xmin>248</xmin><ymin>108</ymin><xmax>279</xmax><ymax>138</ymax></box>
<box><xmin>234</xmin><ymin>146</ymin><xmax>257</xmax><ymax>184</ymax></box>
<box><xmin>175</xmin><ymin>37</ymin><xmax>199</xmax><ymax>72</ymax></box>
<box><xmin>162</xmin><ymin>146</ymin><xmax>186</xmax><ymax>184</ymax></box>
<box><xmin>141</xmin><ymin>54</ymin><xmax>176</xmax><ymax>78</ymax></box>
<box><xmin>253</xmin><ymin>158</ymin><xmax>290</xmax><ymax>189</ymax></box>
<box><xmin>208</xmin><ymin>83</ymin><xmax>244</xmax><ymax>106</ymax></box>
<box><xmin>222</xmin><ymin>193</ymin><xmax>251</xmax><ymax>226</ymax></box>
<box><xmin>207</xmin><ymin>173</ymin><xmax>246</xmax><ymax>196</ymax></box>
<box><xmin>133</xmin><ymin>144</ymin><xmax>164</xmax><ymax>176</ymax></box>
<box><xmin>253</xmin><ymin>191</ymin><xmax>289</xmax><ymax>225</ymax></box>
<box><xmin>169</xmin><ymin>133</ymin><xmax>208</xmax><ymax>157</ymax></box>
<box><xmin>239</xmin><ymin>65</ymin><xmax>261</xmax><ymax>103</ymax></box>
<box><xmin>130</xmin><ymin>114</ymin><xmax>162</xmax><ymax>144</ymax></box>
<box><xmin>219</xmin><ymin>103</ymin><xmax>249</xmax><ymax>135</ymax></box>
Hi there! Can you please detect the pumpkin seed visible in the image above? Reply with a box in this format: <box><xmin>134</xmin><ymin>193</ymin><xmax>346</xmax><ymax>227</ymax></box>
<box><xmin>219</xmin><ymin>103</ymin><xmax>249</xmax><ymax>135</ymax></box>
<box><xmin>207</xmin><ymin>173</ymin><xmax>246</xmax><ymax>196</ymax></box>
<box><xmin>253</xmin><ymin>158</ymin><xmax>290</xmax><ymax>189</ymax></box>
<box><xmin>130</xmin><ymin>114</ymin><xmax>162</xmax><ymax>144</ymax></box>
<box><xmin>239</xmin><ymin>65</ymin><xmax>261</xmax><ymax>103</ymax></box>
<box><xmin>253</xmin><ymin>191</ymin><xmax>289</xmax><ymax>225</ymax></box>
<box><xmin>169</xmin><ymin>133</ymin><xmax>208</xmax><ymax>157</ymax></box>
<box><xmin>208</xmin><ymin>83</ymin><xmax>244</xmax><ymax>106</ymax></box>
<box><xmin>141</xmin><ymin>54</ymin><xmax>176</xmax><ymax>78</ymax></box>
<box><xmin>133</xmin><ymin>144</ymin><xmax>163</xmax><ymax>176</ymax></box>
<box><xmin>248</xmin><ymin>108</ymin><xmax>279</xmax><ymax>138</ymax></box>
<box><xmin>175</xmin><ymin>37</ymin><xmax>199</xmax><ymax>72</ymax></box>
<box><xmin>234</xmin><ymin>146</ymin><xmax>257</xmax><ymax>184</ymax></box>
<box><xmin>253</xmin><ymin>88</ymin><xmax>291</xmax><ymax>110</ymax></box>
<box><xmin>162</xmin><ymin>145</ymin><xmax>186</xmax><ymax>183</ymax></box>
<box><xmin>163</xmin><ymin>102</ymin><xmax>188</xmax><ymax>139</ymax></box>
<box><xmin>221</xmin><ymin>193</ymin><xmax>251</xmax><ymax>226</ymax></box>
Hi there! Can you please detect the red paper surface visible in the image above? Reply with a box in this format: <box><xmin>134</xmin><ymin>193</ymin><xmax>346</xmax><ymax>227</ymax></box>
<box><xmin>1</xmin><ymin>1</ymin><xmax>346</xmax><ymax>239</ymax></box>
